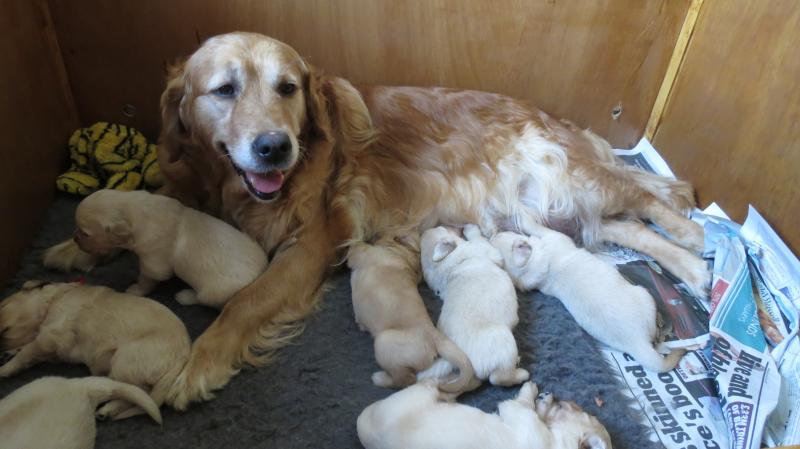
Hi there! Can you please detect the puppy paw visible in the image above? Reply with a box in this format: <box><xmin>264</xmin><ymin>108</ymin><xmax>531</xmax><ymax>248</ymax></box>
<box><xmin>175</xmin><ymin>289</ymin><xmax>199</xmax><ymax>306</ymax></box>
<box><xmin>489</xmin><ymin>367</ymin><xmax>530</xmax><ymax>387</ymax></box>
<box><xmin>96</xmin><ymin>399</ymin><xmax>132</xmax><ymax>421</ymax></box>
<box><xmin>371</xmin><ymin>371</ymin><xmax>395</xmax><ymax>388</ymax></box>
<box><xmin>462</xmin><ymin>224</ymin><xmax>483</xmax><ymax>240</ymax></box>
<box><xmin>517</xmin><ymin>381</ymin><xmax>538</xmax><ymax>403</ymax></box>
<box><xmin>126</xmin><ymin>283</ymin><xmax>149</xmax><ymax>296</ymax></box>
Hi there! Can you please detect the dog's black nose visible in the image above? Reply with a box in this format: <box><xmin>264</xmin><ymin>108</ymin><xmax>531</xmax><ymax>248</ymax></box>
<box><xmin>252</xmin><ymin>132</ymin><xmax>291</xmax><ymax>163</ymax></box>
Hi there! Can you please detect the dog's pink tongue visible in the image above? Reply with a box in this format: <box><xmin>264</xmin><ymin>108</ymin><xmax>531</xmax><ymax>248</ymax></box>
<box><xmin>246</xmin><ymin>171</ymin><xmax>284</xmax><ymax>194</ymax></box>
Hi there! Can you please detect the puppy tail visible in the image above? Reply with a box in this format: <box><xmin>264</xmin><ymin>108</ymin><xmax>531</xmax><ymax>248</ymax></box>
<box><xmin>430</xmin><ymin>330</ymin><xmax>476</xmax><ymax>393</ymax></box>
<box><xmin>636</xmin><ymin>346</ymin><xmax>687</xmax><ymax>373</ymax></box>
<box><xmin>82</xmin><ymin>377</ymin><xmax>162</xmax><ymax>425</ymax></box>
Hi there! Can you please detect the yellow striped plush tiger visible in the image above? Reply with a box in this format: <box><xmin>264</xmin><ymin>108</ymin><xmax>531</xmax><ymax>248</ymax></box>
<box><xmin>56</xmin><ymin>122</ymin><xmax>163</xmax><ymax>195</ymax></box>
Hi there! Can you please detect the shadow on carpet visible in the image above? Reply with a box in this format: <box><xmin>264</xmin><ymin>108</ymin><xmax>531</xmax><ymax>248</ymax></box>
<box><xmin>0</xmin><ymin>195</ymin><xmax>662</xmax><ymax>449</ymax></box>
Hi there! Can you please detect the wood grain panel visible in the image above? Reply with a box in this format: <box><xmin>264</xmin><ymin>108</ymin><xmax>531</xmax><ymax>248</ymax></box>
<box><xmin>0</xmin><ymin>0</ymin><xmax>78</xmax><ymax>284</ymax></box>
<box><xmin>47</xmin><ymin>0</ymin><xmax>688</xmax><ymax>148</ymax></box>
<box><xmin>653</xmin><ymin>0</ymin><xmax>800</xmax><ymax>252</ymax></box>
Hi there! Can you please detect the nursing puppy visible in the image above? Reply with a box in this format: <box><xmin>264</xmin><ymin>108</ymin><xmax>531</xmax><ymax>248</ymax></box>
<box><xmin>347</xmin><ymin>242</ymin><xmax>475</xmax><ymax>392</ymax></box>
<box><xmin>357</xmin><ymin>380</ymin><xmax>612</xmax><ymax>449</ymax></box>
<box><xmin>0</xmin><ymin>281</ymin><xmax>190</xmax><ymax>418</ymax></box>
<box><xmin>0</xmin><ymin>376</ymin><xmax>162</xmax><ymax>449</ymax></box>
<box><xmin>418</xmin><ymin>225</ymin><xmax>528</xmax><ymax>386</ymax></box>
<box><xmin>74</xmin><ymin>189</ymin><xmax>268</xmax><ymax>308</ymax></box>
<box><xmin>491</xmin><ymin>229</ymin><xmax>685</xmax><ymax>372</ymax></box>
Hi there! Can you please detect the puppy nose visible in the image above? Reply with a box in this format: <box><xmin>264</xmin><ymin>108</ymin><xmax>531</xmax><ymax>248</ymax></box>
<box><xmin>252</xmin><ymin>132</ymin><xmax>291</xmax><ymax>162</ymax></box>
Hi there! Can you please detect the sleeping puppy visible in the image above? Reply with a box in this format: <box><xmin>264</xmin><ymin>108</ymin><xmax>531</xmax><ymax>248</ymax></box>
<box><xmin>0</xmin><ymin>281</ymin><xmax>190</xmax><ymax>419</ymax></box>
<box><xmin>417</xmin><ymin>225</ymin><xmax>528</xmax><ymax>386</ymax></box>
<box><xmin>491</xmin><ymin>229</ymin><xmax>685</xmax><ymax>372</ymax></box>
<box><xmin>74</xmin><ymin>189</ymin><xmax>267</xmax><ymax>308</ymax></box>
<box><xmin>357</xmin><ymin>380</ymin><xmax>612</xmax><ymax>449</ymax></box>
<box><xmin>347</xmin><ymin>242</ymin><xmax>475</xmax><ymax>393</ymax></box>
<box><xmin>0</xmin><ymin>376</ymin><xmax>162</xmax><ymax>449</ymax></box>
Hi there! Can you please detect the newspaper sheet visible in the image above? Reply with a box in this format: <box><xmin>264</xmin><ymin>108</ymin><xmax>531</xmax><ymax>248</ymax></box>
<box><xmin>602</xmin><ymin>138</ymin><xmax>797</xmax><ymax>449</ymax></box>
<box><xmin>740</xmin><ymin>207</ymin><xmax>800</xmax><ymax>447</ymax></box>
<box><xmin>705</xmin><ymin>215</ymin><xmax>780</xmax><ymax>449</ymax></box>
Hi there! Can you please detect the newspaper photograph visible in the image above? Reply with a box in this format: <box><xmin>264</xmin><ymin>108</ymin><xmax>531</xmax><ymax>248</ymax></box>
<box><xmin>603</xmin><ymin>138</ymin><xmax>798</xmax><ymax>449</ymax></box>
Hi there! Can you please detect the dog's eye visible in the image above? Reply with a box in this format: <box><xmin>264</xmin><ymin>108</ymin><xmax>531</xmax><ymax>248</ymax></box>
<box><xmin>214</xmin><ymin>84</ymin><xmax>236</xmax><ymax>97</ymax></box>
<box><xmin>277</xmin><ymin>82</ymin><xmax>297</xmax><ymax>96</ymax></box>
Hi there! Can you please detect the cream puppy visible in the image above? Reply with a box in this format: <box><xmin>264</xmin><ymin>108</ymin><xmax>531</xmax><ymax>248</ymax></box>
<box><xmin>491</xmin><ymin>229</ymin><xmax>685</xmax><ymax>372</ymax></box>
<box><xmin>418</xmin><ymin>225</ymin><xmax>528</xmax><ymax>386</ymax></box>
<box><xmin>0</xmin><ymin>281</ymin><xmax>190</xmax><ymax>419</ymax></box>
<box><xmin>0</xmin><ymin>376</ymin><xmax>162</xmax><ymax>449</ymax></box>
<box><xmin>357</xmin><ymin>380</ymin><xmax>612</xmax><ymax>449</ymax></box>
<box><xmin>347</xmin><ymin>242</ymin><xmax>475</xmax><ymax>393</ymax></box>
<box><xmin>74</xmin><ymin>189</ymin><xmax>267</xmax><ymax>308</ymax></box>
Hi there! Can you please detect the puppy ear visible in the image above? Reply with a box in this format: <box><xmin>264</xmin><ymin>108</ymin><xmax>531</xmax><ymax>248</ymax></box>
<box><xmin>432</xmin><ymin>238</ymin><xmax>458</xmax><ymax>262</ymax></box>
<box><xmin>305</xmin><ymin>63</ymin><xmax>374</xmax><ymax>146</ymax></box>
<box><xmin>105</xmin><ymin>219</ymin><xmax>132</xmax><ymax>244</ymax></box>
<box><xmin>160</xmin><ymin>59</ymin><xmax>189</xmax><ymax>163</ymax></box>
<box><xmin>580</xmin><ymin>434</ymin><xmax>610</xmax><ymax>449</ymax></box>
<box><xmin>512</xmin><ymin>239</ymin><xmax>533</xmax><ymax>266</ymax></box>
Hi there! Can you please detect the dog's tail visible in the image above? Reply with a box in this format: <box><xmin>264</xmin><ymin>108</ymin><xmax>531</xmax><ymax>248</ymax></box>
<box><xmin>81</xmin><ymin>377</ymin><xmax>162</xmax><ymax>424</ymax></box>
<box><xmin>429</xmin><ymin>330</ymin><xmax>477</xmax><ymax>393</ymax></box>
<box><xmin>635</xmin><ymin>345</ymin><xmax>687</xmax><ymax>373</ymax></box>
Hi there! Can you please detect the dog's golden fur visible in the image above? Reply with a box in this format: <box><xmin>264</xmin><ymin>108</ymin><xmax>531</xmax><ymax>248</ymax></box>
<box><xmin>122</xmin><ymin>32</ymin><xmax>708</xmax><ymax>407</ymax></box>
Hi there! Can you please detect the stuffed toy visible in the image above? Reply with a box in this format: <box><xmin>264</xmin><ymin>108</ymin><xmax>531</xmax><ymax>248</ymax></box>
<box><xmin>56</xmin><ymin>122</ymin><xmax>163</xmax><ymax>195</ymax></box>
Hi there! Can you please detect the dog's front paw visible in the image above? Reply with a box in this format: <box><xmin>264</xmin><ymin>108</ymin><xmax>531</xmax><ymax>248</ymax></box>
<box><xmin>682</xmin><ymin>256</ymin><xmax>711</xmax><ymax>299</ymax></box>
<box><xmin>167</xmin><ymin>342</ymin><xmax>236</xmax><ymax>410</ymax></box>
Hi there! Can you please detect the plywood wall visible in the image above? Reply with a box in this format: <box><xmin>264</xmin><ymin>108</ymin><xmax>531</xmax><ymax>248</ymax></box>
<box><xmin>653</xmin><ymin>0</ymin><xmax>800</xmax><ymax>252</ymax></box>
<box><xmin>0</xmin><ymin>0</ymin><xmax>78</xmax><ymax>282</ymax></box>
<box><xmin>47</xmin><ymin>0</ymin><xmax>688</xmax><ymax>148</ymax></box>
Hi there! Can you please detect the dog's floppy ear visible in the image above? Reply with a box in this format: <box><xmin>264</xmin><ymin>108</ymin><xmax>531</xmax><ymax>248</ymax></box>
<box><xmin>512</xmin><ymin>239</ymin><xmax>533</xmax><ymax>267</ymax></box>
<box><xmin>432</xmin><ymin>238</ymin><xmax>458</xmax><ymax>262</ymax></box>
<box><xmin>580</xmin><ymin>434</ymin><xmax>610</xmax><ymax>449</ymax></box>
<box><xmin>160</xmin><ymin>59</ymin><xmax>190</xmax><ymax>163</ymax></box>
<box><xmin>304</xmin><ymin>63</ymin><xmax>374</xmax><ymax>146</ymax></box>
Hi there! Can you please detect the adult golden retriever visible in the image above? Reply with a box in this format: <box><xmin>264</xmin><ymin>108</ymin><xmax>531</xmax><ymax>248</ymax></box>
<box><xmin>49</xmin><ymin>32</ymin><xmax>709</xmax><ymax>408</ymax></box>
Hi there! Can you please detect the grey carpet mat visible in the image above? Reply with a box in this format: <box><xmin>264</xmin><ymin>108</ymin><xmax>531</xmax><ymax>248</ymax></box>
<box><xmin>1</xmin><ymin>195</ymin><xmax>661</xmax><ymax>449</ymax></box>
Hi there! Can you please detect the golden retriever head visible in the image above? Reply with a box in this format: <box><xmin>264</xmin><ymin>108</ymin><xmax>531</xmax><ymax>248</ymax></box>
<box><xmin>0</xmin><ymin>281</ymin><xmax>72</xmax><ymax>350</ymax></box>
<box><xmin>161</xmin><ymin>32</ymin><xmax>374</xmax><ymax>203</ymax></box>
<box><xmin>74</xmin><ymin>190</ymin><xmax>133</xmax><ymax>256</ymax></box>
<box><xmin>535</xmin><ymin>391</ymin><xmax>612</xmax><ymax>449</ymax></box>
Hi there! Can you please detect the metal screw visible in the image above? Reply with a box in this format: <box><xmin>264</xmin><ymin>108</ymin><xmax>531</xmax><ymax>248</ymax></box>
<box><xmin>611</xmin><ymin>104</ymin><xmax>623</xmax><ymax>120</ymax></box>
<box><xmin>122</xmin><ymin>104</ymin><xmax>137</xmax><ymax>118</ymax></box>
